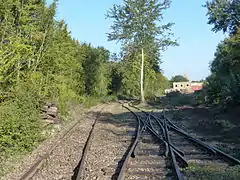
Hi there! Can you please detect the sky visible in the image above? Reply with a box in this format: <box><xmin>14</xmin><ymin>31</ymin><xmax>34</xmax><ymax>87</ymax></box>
<box><xmin>47</xmin><ymin>0</ymin><xmax>226</xmax><ymax>81</ymax></box>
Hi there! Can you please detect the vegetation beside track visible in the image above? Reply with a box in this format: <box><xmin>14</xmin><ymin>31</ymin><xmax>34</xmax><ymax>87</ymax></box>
<box><xmin>184</xmin><ymin>163</ymin><xmax>240</xmax><ymax>180</ymax></box>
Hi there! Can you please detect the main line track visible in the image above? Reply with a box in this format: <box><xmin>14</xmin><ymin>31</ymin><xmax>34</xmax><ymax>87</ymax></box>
<box><xmin>19</xmin><ymin>104</ymin><xmax>105</xmax><ymax>180</ymax></box>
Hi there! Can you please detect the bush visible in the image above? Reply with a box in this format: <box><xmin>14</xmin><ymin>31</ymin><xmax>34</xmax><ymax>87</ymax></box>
<box><xmin>0</xmin><ymin>82</ymin><xmax>45</xmax><ymax>157</ymax></box>
<box><xmin>82</xmin><ymin>96</ymin><xmax>101</xmax><ymax>108</ymax></box>
<box><xmin>184</xmin><ymin>163</ymin><xmax>240</xmax><ymax>180</ymax></box>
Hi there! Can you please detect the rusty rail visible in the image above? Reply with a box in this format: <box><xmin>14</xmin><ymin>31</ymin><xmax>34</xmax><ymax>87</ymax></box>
<box><xmin>120</xmin><ymin>103</ymin><xmax>185</xmax><ymax>179</ymax></box>
<box><xmin>75</xmin><ymin>106</ymin><xmax>105</xmax><ymax>180</ymax></box>
<box><xmin>127</xmin><ymin>103</ymin><xmax>240</xmax><ymax>180</ymax></box>
<box><xmin>117</xmin><ymin>104</ymin><xmax>142</xmax><ymax>180</ymax></box>
<box><xmin>129</xmin><ymin>103</ymin><xmax>240</xmax><ymax>166</ymax></box>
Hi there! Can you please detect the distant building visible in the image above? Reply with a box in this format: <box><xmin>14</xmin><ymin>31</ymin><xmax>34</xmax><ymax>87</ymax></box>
<box><xmin>173</xmin><ymin>82</ymin><xmax>190</xmax><ymax>91</ymax></box>
<box><xmin>190</xmin><ymin>82</ymin><xmax>203</xmax><ymax>92</ymax></box>
<box><xmin>165</xmin><ymin>82</ymin><xmax>203</xmax><ymax>94</ymax></box>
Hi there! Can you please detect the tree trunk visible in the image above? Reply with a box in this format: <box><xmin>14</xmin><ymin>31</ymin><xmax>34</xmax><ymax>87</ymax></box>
<box><xmin>140</xmin><ymin>48</ymin><xmax>145</xmax><ymax>103</ymax></box>
<box><xmin>33</xmin><ymin>27</ymin><xmax>48</xmax><ymax>71</ymax></box>
<box><xmin>17</xmin><ymin>60</ymin><xmax>20</xmax><ymax>84</ymax></box>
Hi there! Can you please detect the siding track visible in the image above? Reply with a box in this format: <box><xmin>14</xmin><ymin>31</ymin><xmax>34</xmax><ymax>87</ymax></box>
<box><xmin>117</xmin><ymin>102</ymin><xmax>240</xmax><ymax>180</ymax></box>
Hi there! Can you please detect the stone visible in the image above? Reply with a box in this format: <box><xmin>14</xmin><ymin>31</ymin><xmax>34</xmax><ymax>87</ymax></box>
<box><xmin>45</xmin><ymin>102</ymin><xmax>52</xmax><ymax>107</ymax></box>
<box><xmin>47</xmin><ymin>107</ymin><xmax>58</xmax><ymax>117</ymax></box>
<box><xmin>41</xmin><ymin>114</ymin><xmax>48</xmax><ymax>119</ymax></box>
<box><xmin>41</xmin><ymin>106</ymin><xmax>48</xmax><ymax>112</ymax></box>
<box><xmin>45</xmin><ymin>119</ymin><xmax>55</xmax><ymax>124</ymax></box>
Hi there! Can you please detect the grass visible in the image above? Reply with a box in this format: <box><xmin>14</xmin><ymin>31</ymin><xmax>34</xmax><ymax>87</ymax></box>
<box><xmin>184</xmin><ymin>163</ymin><xmax>240</xmax><ymax>180</ymax></box>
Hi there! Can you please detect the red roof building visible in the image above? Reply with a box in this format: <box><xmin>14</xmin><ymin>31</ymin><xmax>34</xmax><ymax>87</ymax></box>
<box><xmin>190</xmin><ymin>83</ymin><xmax>203</xmax><ymax>92</ymax></box>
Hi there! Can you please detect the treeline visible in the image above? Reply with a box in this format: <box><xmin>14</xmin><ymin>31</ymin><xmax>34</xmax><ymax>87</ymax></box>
<box><xmin>0</xmin><ymin>0</ymin><xmax>113</xmax><ymax>157</ymax></box>
<box><xmin>0</xmin><ymin>0</ymin><xmax>168</xmax><ymax>157</ymax></box>
<box><xmin>203</xmin><ymin>0</ymin><xmax>240</xmax><ymax>105</ymax></box>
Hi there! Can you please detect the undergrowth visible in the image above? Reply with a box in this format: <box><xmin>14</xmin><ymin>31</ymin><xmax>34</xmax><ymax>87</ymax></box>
<box><xmin>184</xmin><ymin>163</ymin><xmax>240</xmax><ymax>180</ymax></box>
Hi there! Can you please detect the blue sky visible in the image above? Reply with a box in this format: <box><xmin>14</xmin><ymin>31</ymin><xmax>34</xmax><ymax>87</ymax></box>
<box><xmin>47</xmin><ymin>0</ymin><xmax>226</xmax><ymax>81</ymax></box>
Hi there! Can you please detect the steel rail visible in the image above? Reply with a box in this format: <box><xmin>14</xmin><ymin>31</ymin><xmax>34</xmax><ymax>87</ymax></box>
<box><xmin>129</xmin><ymin>103</ymin><xmax>240</xmax><ymax>166</ymax></box>
<box><xmin>164</xmin><ymin>119</ymin><xmax>184</xmax><ymax>180</ymax></box>
<box><xmin>123</xmin><ymin>105</ymin><xmax>169</xmax><ymax>151</ymax></box>
<box><xmin>131</xmin><ymin>122</ymin><xmax>147</xmax><ymax>158</ymax></box>
<box><xmin>148</xmin><ymin>113</ymin><xmax>169</xmax><ymax>156</ymax></box>
<box><xmin>128</xmin><ymin>104</ymin><xmax>185</xmax><ymax>156</ymax></box>
<box><xmin>117</xmin><ymin>105</ymin><xmax>142</xmax><ymax>180</ymax></box>
<box><xmin>75</xmin><ymin>106</ymin><xmax>105</xmax><ymax>180</ymax></box>
<box><xmin>126</xmin><ymin>105</ymin><xmax>188</xmax><ymax>166</ymax></box>
<box><xmin>127</xmin><ymin>104</ymin><xmax>186</xmax><ymax>158</ymax></box>
<box><xmin>149</xmin><ymin>112</ymin><xmax>166</xmax><ymax>139</ymax></box>
<box><xmin>129</xmin><ymin>104</ymin><xmax>216</xmax><ymax>153</ymax></box>
<box><xmin>20</xmin><ymin>103</ymin><xmax>104</xmax><ymax>180</ymax></box>
<box><xmin>122</xmin><ymin>103</ymin><xmax>188</xmax><ymax>179</ymax></box>
<box><xmin>165</xmin><ymin>118</ymin><xmax>240</xmax><ymax>165</ymax></box>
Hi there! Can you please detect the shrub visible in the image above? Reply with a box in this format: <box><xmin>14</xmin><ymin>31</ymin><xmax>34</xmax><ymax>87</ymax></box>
<box><xmin>184</xmin><ymin>163</ymin><xmax>240</xmax><ymax>180</ymax></box>
<box><xmin>0</xmin><ymin>82</ymin><xmax>45</xmax><ymax>157</ymax></box>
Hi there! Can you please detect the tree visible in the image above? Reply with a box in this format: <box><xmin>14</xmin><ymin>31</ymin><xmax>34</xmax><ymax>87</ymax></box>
<box><xmin>206</xmin><ymin>29</ymin><xmax>240</xmax><ymax>104</ymax></box>
<box><xmin>169</xmin><ymin>75</ymin><xmax>189</xmax><ymax>88</ymax></box>
<box><xmin>80</xmin><ymin>44</ymin><xmax>110</xmax><ymax>96</ymax></box>
<box><xmin>106</xmin><ymin>0</ymin><xmax>176</xmax><ymax>102</ymax></box>
<box><xmin>170</xmin><ymin>75</ymin><xmax>189</xmax><ymax>82</ymax></box>
<box><xmin>0</xmin><ymin>0</ymin><xmax>117</xmax><ymax>160</ymax></box>
<box><xmin>204</xmin><ymin>0</ymin><xmax>240</xmax><ymax>105</ymax></box>
<box><xmin>204</xmin><ymin>0</ymin><xmax>240</xmax><ymax>35</ymax></box>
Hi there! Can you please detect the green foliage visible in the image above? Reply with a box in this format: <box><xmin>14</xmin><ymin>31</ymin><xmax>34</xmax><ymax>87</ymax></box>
<box><xmin>184</xmin><ymin>163</ymin><xmax>240</xmax><ymax>180</ymax></box>
<box><xmin>111</xmin><ymin>51</ymin><xmax>169</xmax><ymax>99</ymax></box>
<box><xmin>0</xmin><ymin>82</ymin><xmax>44</xmax><ymax>156</ymax></box>
<box><xmin>170</xmin><ymin>75</ymin><xmax>189</xmax><ymax>82</ymax></box>
<box><xmin>80</xmin><ymin>44</ymin><xmax>111</xmax><ymax>97</ymax></box>
<box><xmin>204</xmin><ymin>0</ymin><xmax>240</xmax><ymax>35</ymax></box>
<box><xmin>106</xmin><ymin>0</ymin><xmax>176</xmax><ymax>49</ymax></box>
<box><xmin>0</xmin><ymin>0</ymin><xmax>112</xmax><ymax>165</ymax></box>
<box><xmin>204</xmin><ymin>2</ymin><xmax>240</xmax><ymax>106</ymax></box>
<box><xmin>108</xmin><ymin>61</ymin><xmax>123</xmax><ymax>96</ymax></box>
<box><xmin>204</xmin><ymin>29</ymin><xmax>240</xmax><ymax>105</ymax></box>
<box><xmin>144</xmin><ymin>64</ymin><xmax>169</xmax><ymax>98</ymax></box>
<box><xmin>107</xmin><ymin>0</ymin><xmax>176</xmax><ymax>101</ymax></box>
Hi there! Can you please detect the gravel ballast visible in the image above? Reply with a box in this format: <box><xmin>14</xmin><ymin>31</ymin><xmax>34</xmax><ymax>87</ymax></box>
<box><xmin>82</xmin><ymin>102</ymin><xmax>136</xmax><ymax>180</ymax></box>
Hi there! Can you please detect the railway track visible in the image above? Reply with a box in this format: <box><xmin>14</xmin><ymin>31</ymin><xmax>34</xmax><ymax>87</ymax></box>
<box><xmin>19</xmin><ymin>101</ymin><xmax>240</xmax><ymax>180</ymax></box>
<box><xmin>19</xmin><ymin>104</ymin><xmax>105</xmax><ymax>180</ymax></box>
<box><xmin>117</xmin><ymin>102</ymin><xmax>240</xmax><ymax>180</ymax></box>
<box><xmin>73</xmin><ymin>105</ymin><xmax>105</xmax><ymax>180</ymax></box>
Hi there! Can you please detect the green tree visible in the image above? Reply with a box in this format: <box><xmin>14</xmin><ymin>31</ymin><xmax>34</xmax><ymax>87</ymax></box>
<box><xmin>204</xmin><ymin>0</ymin><xmax>240</xmax><ymax>35</ymax></box>
<box><xmin>106</xmin><ymin>0</ymin><xmax>176</xmax><ymax>102</ymax></box>
<box><xmin>0</xmin><ymin>0</ymin><xmax>118</xmax><ymax>166</ymax></box>
<box><xmin>204</xmin><ymin>0</ymin><xmax>240</xmax><ymax>105</ymax></box>
<box><xmin>171</xmin><ymin>75</ymin><xmax>189</xmax><ymax>82</ymax></box>
<box><xmin>206</xmin><ymin>29</ymin><xmax>240</xmax><ymax>104</ymax></box>
<box><xmin>81</xmin><ymin>44</ymin><xmax>110</xmax><ymax>96</ymax></box>
<box><xmin>169</xmin><ymin>75</ymin><xmax>189</xmax><ymax>87</ymax></box>
<box><xmin>0</xmin><ymin>0</ymin><xmax>56</xmax><ymax>87</ymax></box>
<box><xmin>108</xmin><ymin>61</ymin><xmax>123</xmax><ymax>96</ymax></box>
